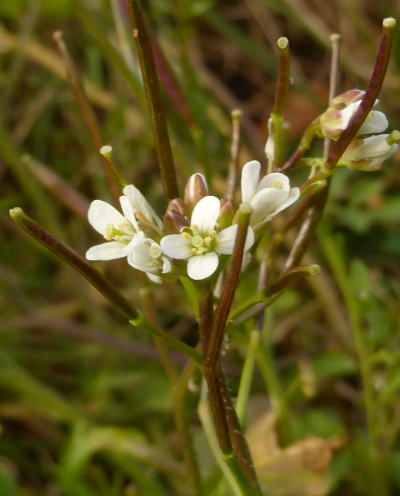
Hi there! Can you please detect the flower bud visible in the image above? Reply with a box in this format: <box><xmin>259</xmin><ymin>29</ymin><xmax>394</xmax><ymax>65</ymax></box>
<box><xmin>184</xmin><ymin>173</ymin><xmax>209</xmax><ymax>209</ymax></box>
<box><xmin>167</xmin><ymin>198</ymin><xmax>188</xmax><ymax>217</ymax></box>
<box><xmin>318</xmin><ymin>88</ymin><xmax>387</xmax><ymax>141</ymax></box>
<box><xmin>331</xmin><ymin>89</ymin><xmax>365</xmax><ymax>109</ymax></box>
<box><xmin>135</xmin><ymin>211</ymin><xmax>161</xmax><ymax>240</ymax></box>
<box><xmin>341</xmin><ymin>133</ymin><xmax>399</xmax><ymax>171</ymax></box>
<box><xmin>217</xmin><ymin>198</ymin><xmax>235</xmax><ymax>230</ymax></box>
<box><xmin>163</xmin><ymin>210</ymin><xmax>190</xmax><ymax>234</ymax></box>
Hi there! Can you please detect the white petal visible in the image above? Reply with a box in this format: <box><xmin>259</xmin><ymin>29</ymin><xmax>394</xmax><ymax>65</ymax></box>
<box><xmin>250</xmin><ymin>188</ymin><xmax>288</xmax><ymax>227</ymax></box>
<box><xmin>216</xmin><ymin>225</ymin><xmax>237</xmax><ymax>254</ymax></box>
<box><xmin>217</xmin><ymin>225</ymin><xmax>255</xmax><ymax>254</ymax></box>
<box><xmin>161</xmin><ymin>256</ymin><xmax>172</xmax><ymax>274</ymax></box>
<box><xmin>123</xmin><ymin>184</ymin><xmax>162</xmax><ymax>230</ymax></box>
<box><xmin>161</xmin><ymin>234</ymin><xmax>192</xmax><ymax>259</ymax></box>
<box><xmin>244</xmin><ymin>226</ymin><xmax>255</xmax><ymax>251</ymax></box>
<box><xmin>127</xmin><ymin>239</ymin><xmax>154</xmax><ymax>272</ymax></box>
<box><xmin>88</xmin><ymin>200</ymin><xmax>126</xmax><ymax>236</ymax></box>
<box><xmin>147</xmin><ymin>273</ymin><xmax>162</xmax><ymax>284</ymax></box>
<box><xmin>119</xmin><ymin>195</ymin><xmax>138</xmax><ymax>230</ymax></box>
<box><xmin>191</xmin><ymin>196</ymin><xmax>220</xmax><ymax>233</ymax></box>
<box><xmin>241</xmin><ymin>161</ymin><xmax>261</xmax><ymax>202</ymax></box>
<box><xmin>340</xmin><ymin>101</ymin><xmax>360</xmax><ymax>129</ymax></box>
<box><xmin>187</xmin><ymin>253</ymin><xmax>219</xmax><ymax>280</ymax></box>
<box><xmin>269</xmin><ymin>187</ymin><xmax>300</xmax><ymax>218</ymax></box>
<box><xmin>86</xmin><ymin>241</ymin><xmax>130</xmax><ymax>261</ymax></box>
<box><xmin>257</xmin><ymin>172</ymin><xmax>290</xmax><ymax>192</ymax></box>
<box><xmin>358</xmin><ymin>111</ymin><xmax>388</xmax><ymax>135</ymax></box>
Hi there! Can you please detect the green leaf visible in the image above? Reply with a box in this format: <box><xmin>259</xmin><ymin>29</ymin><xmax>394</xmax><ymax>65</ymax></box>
<box><xmin>313</xmin><ymin>352</ymin><xmax>357</xmax><ymax>380</ymax></box>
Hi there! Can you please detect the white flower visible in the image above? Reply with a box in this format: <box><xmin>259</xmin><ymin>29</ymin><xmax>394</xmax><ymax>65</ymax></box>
<box><xmin>85</xmin><ymin>197</ymin><xmax>140</xmax><ymax>261</ymax></box>
<box><xmin>341</xmin><ymin>134</ymin><xmax>398</xmax><ymax>171</ymax></box>
<box><xmin>160</xmin><ymin>196</ymin><xmax>254</xmax><ymax>280</ymax></box>
<box><xmin>127</xmin><ymin>232</ymin><xmax>172</xmax><ymax>283</ymax></box>
<box><xmin>241</xmin><ymin>161</ymin><xmax>300</xmax><ymax>230</ymax></box>
<box><xmin>86</xmin><ymin>184</ymin><xmax>161</xmax><ymax>261</ymax></box>
<box><xmin>338</xmin><ymin>100</ymin><xmax>388</xmax><ymax>135</ymax></box>
<box><xmin>319</xmin><ymin>90</ymin><xmax>388</xmax><ymax>140</ymax></box>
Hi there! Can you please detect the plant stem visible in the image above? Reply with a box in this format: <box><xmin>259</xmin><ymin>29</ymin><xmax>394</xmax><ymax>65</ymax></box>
<box><xmin>226</xmin><ymin>109</ymin><xmax>242</xmax><ymax>201</ymax></box>
<box><xmin>174</xmin><ymin>359</ymin><xmax>203</xmax><ymax>496</ymax></box>
<box><xmin>125</xmin><ymin>0</ymin><xmax>179</xmax><ymax>200</ymax></box>
<box><xmin>236</xmin><ymin>330</ymin><xmax>260</xmax><ymax>428</ymax></box>
<box><xmin>53</xmin><ymin>31</ymin><xmax>123</xmax><ymax>204</ymax></box>
<box><xmin>270</xmin><ymin>36</ymin><xmax>290</xmax><ymax>171</ymax></box>
<box><xmin>9</xmin><ymin>207</ymin><xmax>204</xmax><ymax>365</ymax></box>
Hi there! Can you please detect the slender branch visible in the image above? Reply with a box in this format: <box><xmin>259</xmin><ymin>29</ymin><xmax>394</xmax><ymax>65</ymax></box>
<box><xmin>125</xmin><ymin>0</ymin><xmax>178</xmax><ymax>200</ymax></box>
<box><xmin>138</xmin><ymin>272</ymin><xmax>177</xmax><ymax>384</ymax></box>
<box><xmin>9</xmin><ymin>207</ymin><xmax>203</xmax><ymax>365</ymax></box>
<box><xmin>53</xmin><ymin>31</ymin><xmax>124</xmax><ymax>203</ymax></box>
<box><xmin>9</xmin><ymin>207</ymin><xmax>137</xmax><ymax>320</ymax></box>
<box><xmin>206</xmin><ymin>205</ymin><xmax>251</xmax><ymax>369</ymax></box>
<box><xmin>173</xmin><ymin>359</ymin><xmax>203</xmax><ymax>496</ymax></box>
<box><xmin>323</xmin><ymin>33</ymin><xmax>341</xmax><ymax>159</ymax></box>
<box><xmin>271</xmin><ymin>37</ymin><xmax>290</xmax><ymax>171</ymax></box>
<box><xmin>278</xmin><ymin>120</ymin><xmax>319</xmax><ymax>173</ymax></box>
<box><xmin>226</xmin><ymin>110</ymin><xmax>243</xmax><ymax>201</ymax></box>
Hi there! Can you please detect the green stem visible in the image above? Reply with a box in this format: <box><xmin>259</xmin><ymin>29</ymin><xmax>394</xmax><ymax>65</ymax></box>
<box><xmin>9</xmin><ymin>207</ymin><xmax>203</xmax><ymax>365</ymax></box>
<box><xmin>270</xmin><ymin>36</ymin><xmax>290</xmax><ymax>171</ymax></box>
<box><xmin>125</xmin><ymin>0</ymin><xmax>179</xmax><ymax>200</ymax></box>
<box><xmin>236</xmin><ymin>330</ymin><xmax>260</xmax><ymax>428</ymax></box>
<box><xmin>174</xmin><ymin>360</ymin><xmax>203</xmax><ymax>496</ymax></box>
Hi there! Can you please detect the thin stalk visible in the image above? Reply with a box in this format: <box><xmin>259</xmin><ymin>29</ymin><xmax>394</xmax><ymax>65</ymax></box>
<box><xmin>236</xmin><ymin>329</ymin><xmax>260</xmax><ymax>427</ymax></box>
<box><xmin>125</xmin><ymin>0</ymin><xmax>179</xmax><ymax>200</ymax></box>
<box><xmin>9</xmin><ymin>207</ymin><xmax>204</xmax><ymax>365</ymax></box>
<box><xmin>173</xmin><ymin>359</ymin><xmax>203</xmax><ymax>496</ymax></box>
<box><xmin>278</xmin><ymin>120</ymin><xmax>319</xmax><ymax>173</ymax></box>
<box><xmin>303</xmin><ymin>17</ymin><xmax>396</xmax><ymax>187</ymax></box>
<box><xmin>323</xmin><ymin>33</ymin><xmax>341</xmax><ymax>159</ymax></box>
<box><xmin>53</xmin><ymin>31</ymin><xmax>124</xmax><ymax>203</ymax></box>
<box><xmin>138</xmin><ymin>273</ymin><xmax>177</xmax><ymax>385</ymax></box>
<box><xmin>198</xmin><ymin>386</ymin><xmax>258</xmax><ymax>496</ymax></box>
<box><xmin>226</xmin><ymin>109</ymin><xmax>242</xmax><ymax>201</ymax></box>
<box><xmin>9</xmin><ymin>207</ymin><xmax>138</xmax><ymax>320</ymax></box>
<box><xmin>270</xmin><ymin>37</ymin><xmax>290</xmax><ymax>171</ymax></box>
<box><xmin>206</xmin><ymin>205</ymin><xmax>252</xmax><ymax>368</ymax></box>
<box><xmin>23</xmin><ymin>155</ymin><xmax>90</xmax><ymax>219</ymax></box>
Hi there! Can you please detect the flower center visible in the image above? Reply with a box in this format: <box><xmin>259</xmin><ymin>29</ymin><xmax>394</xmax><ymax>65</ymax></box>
<box><xmin>181</xmin><ymin>226</ymin><xmax>218</xmax><ymax>256</ymax></box>
<box><xmin>272</xmin><ymin>181</ymin><xmax>283</xmax><ymax>190</ymax></box>
<box><xmin>104</xmin><ymin>221</ymin><xmax>136</xmax><ymax>243</ymax></box>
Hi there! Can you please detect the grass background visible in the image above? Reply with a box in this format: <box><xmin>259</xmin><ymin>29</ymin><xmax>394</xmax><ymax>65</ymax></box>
<box><xmin>1</xmin><ymin>0</ymin><xmax>400</xmax><ymax>494</ymax></box>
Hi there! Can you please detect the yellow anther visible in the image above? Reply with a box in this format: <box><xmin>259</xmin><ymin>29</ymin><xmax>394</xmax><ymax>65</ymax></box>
<box><xmin>191</xmin><ymin>225</ymin><xmax>199</xmax><ymax>234</ymax></box>
<box><xmin>272</xmin><ymin>181</ymin><xmax>284</xmax><ymax>190</ymax></box>
<box><xmin>204</xmin><ymin>236</ymin><xmax>212</xmax><ymax>245</ymax></box>
<box><xmin>181</xmin><ymin>232</ymin><xmax>191</xmax><ymax>240</ymax></box>
<box><xmin>210</xmin><ymin>230</ymin><xmax>217</xmax><ymax>237</ymax></box>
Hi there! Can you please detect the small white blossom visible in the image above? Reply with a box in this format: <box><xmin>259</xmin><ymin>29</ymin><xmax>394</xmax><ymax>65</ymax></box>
<box><xmin>127</xmin><ymin>231</ymin><xmax>172</xmax><ymax>283</ymax></box>
<box><xmin>160</xmin><ymin>196</ymin><xmax>254</xmax><ymax>280</ymax></box>
<box><xmin>265</xmin><ymin>117</ymin><xmax>275</xmax><ymax>164</ymax></box>
<box><xmin>86</xmin><ymin>184</ymin><xmax>162</xmax><ymax>264</ymax></box>
<box><xmin>85</xmin><ymin>197</ymin><xmax>140</xmax><ymax>261</ymax></box>
<box><xmin>319</xmin><ymin>88</ymin><xmax>388</xmax><ymax>141</ymax></box>
<box><xmin>341</xmin><ymin>134</ymin><xmax>398</xmax><ymax>171</ymax></box>
<box><xmin>241</xmin><ymin>161</ymin><xmax>300</xmax><ymax>230</ymax></box>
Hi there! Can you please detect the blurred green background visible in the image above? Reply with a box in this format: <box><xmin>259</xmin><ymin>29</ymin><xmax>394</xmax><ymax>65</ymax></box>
<box><xmin>1</xmin><ymin>0</ymin><xmax>400</xmax><ymax>494</ymax></box>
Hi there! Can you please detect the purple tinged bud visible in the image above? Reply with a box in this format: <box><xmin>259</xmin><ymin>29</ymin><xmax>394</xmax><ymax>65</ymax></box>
<box><xmin>163</xmin><ymin>210</ymin><xmax>190</xmax><ymax>234</ymax></box>
<box><xmin>331</xmin><ymin>89</ymin><xmax>365</xmax><ymax>109</ymax></box>
<box><xmin>218</xmin><ymin>198</ymin><xmax>234</xmax><ymax>229</ymax></box>
<box><xmin>167</xmin><ymin>198</ymin><xmax>188</xmax><ymax>216</ymax></box>
<box><xmin>184</xmin><ymin>173</ymin><xmax>209</xmax><ymax>209</ymax></box>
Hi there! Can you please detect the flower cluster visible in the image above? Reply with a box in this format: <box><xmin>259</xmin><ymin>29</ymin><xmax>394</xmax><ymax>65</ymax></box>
<box><xmin>318</xmin><ymin>89</ymin><xmax>399</xmax><ymax>171</ymax></box>
<box><xmin>86</xmin><ymin>166</ymin><xmax>299</xmax><ymax>282</ymax></box>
